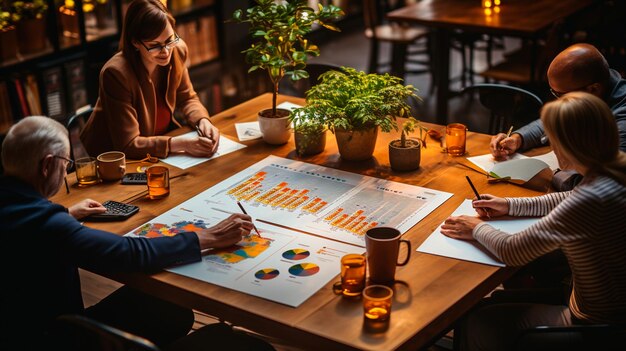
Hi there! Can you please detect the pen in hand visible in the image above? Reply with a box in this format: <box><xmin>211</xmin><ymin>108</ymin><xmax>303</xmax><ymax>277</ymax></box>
<box><xmin>466</xmin><ymin>175</ymin><xmax>490</xmax><ymax>219</ymax></box>
<box><xmin>499</xmin><ymin>125</ymin><xmax>514</xmax><ymax>151</ymax></box>
<box><xmin>236</xmin><ymin>201</ymin><xmax>262</xmax><ymax>238</ymax></box>
<box><xmin>195</xmin><ymin>124</ymin><xmax>206</xmax><ymax>138</ymax></box>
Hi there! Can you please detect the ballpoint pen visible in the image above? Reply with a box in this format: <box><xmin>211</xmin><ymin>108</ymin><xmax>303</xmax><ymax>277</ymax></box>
<box><xmin>499</xmin><ymin>125</ymin><xmax>514</xmax><ymax>151</ymax></box>
<box><xmin>466</xmin><ymin>175</ymin><xmax>490</xmax><ymax>218</ymax></box>
<box><xmin>237</xmin><ymin>201</ymin><xmax>262</xmax><ymax>238</ymax></box>
<box><xmin>195</xmin><ymin>124</ymin><xmax>205</xmax><ymax>138</ymax></box>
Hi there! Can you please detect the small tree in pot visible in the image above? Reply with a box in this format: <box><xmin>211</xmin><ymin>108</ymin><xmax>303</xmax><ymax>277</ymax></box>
<box><xmin>389</xmin><ymin>117</ymin><xmax>428</xmax><ymax>171</ymax></box>
<box><xmin>232</xmin><ymin>0</ymin><xmax>343</xmax><ymax>144</ymax></box>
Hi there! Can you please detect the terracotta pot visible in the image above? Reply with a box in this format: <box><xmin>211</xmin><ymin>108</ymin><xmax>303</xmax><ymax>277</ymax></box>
<box><xmin>17</xmin><ymin>18</ymin><xmax>47</xmax><ymax>54</ymax></box>
<box><xmin>295</xmin><ymin>129</ymin><xmax>326</xmax><ymax>156</ymax></box>
<box><xmin>59</xmin><ymin>6</ymin><xmax>80</xmax><ymax>39</ymax></box>
<box><xmin>334</xmin><ymin>127</ymin><xmax>378</xmax><ymax>161</ymax></box>
<box><xmin>389</xmin><ymin>139</ymin><xmax>421</xmax><ymax>171</ymax></box>
<box><xmin>0</xmin><ymin>26</ymin><xmax>18</xmax><ymax>62</ymax></box>
<box><xmin>258</xmin><ymin>108</ymin><xmax>291</xmax><ymax>145</ymax></box>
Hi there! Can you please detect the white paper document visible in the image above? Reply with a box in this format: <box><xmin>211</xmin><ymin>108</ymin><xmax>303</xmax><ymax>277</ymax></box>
<box><xmin>235</xmin><ymin>121</ymin><xmax>262</xmax><ymax>141</ymax></box>
<box><xmin>125</xmin><ymin>156</ymin><xmax>451</xmax><ymax>306</ymax></box>
<box><xmin>467</xmin><ymin>151</ymin><xmax>558</xmax><ymax>182</ymax></box>
<box><xmin>417</xmin><ymin>200</ymin><xmax>540</xmax><ymax>267</ymax></box>
<box><xmin>160</xmin><ymin>132</ymin><xmax>246</xmax><ymax>169</ymax></box>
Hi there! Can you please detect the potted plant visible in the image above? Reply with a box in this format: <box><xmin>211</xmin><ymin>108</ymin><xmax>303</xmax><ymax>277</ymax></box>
<box><xmin>12</xmin><ymin>0</ymin><xmax>49</xmax><ymax>54</ymax></box>
<box><xmin>0</xmin><ymin>11</ymin><xmax>19</xmax><ymax>61</ymax></box>
<box><xmin>290</xmin><ymin>107</ymin><xmax>326</xmax><ymax>156</ymax></box>
<box><xmin>232</xmin><ymin>0</ymin><xmax>343</xmax><ymax>145</ymax></box>
<box><xmin>301</xmin><ymin>66</ymin><xmax>419</xmax><ymax>161</ymax></box>
<box><xmin>389</xmin><ymin>117</ymin><xmax>428</xmax><ymax>171</ymax></box>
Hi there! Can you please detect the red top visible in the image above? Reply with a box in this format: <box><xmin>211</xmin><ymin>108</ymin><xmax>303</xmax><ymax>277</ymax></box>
<box><xmin>154</xmin><ymin>95</ymin><xmax>171</xmax><ymax>135</ymax></box>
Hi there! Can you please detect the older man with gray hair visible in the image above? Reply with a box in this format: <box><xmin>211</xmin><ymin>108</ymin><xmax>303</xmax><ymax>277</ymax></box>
<box><xmin>0</xmin><ymin>117</ymin><xmax>273</xmax><ymax>350</ymax></box>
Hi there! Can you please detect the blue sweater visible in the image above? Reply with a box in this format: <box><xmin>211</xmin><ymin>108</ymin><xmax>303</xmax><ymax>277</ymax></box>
<box><xmin>0</xmin><ymin>176</ymin><xmax>201</xmax><ymax>347</ymax></box>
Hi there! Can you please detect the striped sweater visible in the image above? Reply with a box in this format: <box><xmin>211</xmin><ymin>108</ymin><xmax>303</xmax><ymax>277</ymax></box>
<box><xmin>473</xmin><ymin>175</ymin><xmax>626</xmax><ymax>324</ymax></box>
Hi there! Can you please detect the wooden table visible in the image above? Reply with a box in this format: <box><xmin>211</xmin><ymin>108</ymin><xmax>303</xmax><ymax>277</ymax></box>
<box><xmin>52</xmin><ymin>93</ymin><xmax>550</xmax><ymax>351</ymax></box>
<box><xmin>388</xmin><ymin>0</ymin><xmax>597</xmax><ymax>124</ymax></box>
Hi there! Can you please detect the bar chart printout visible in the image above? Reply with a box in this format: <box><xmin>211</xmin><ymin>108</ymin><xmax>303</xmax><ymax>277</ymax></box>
<box><xmin>196</xmin><ymin>156</ymin><xmax>452</xmax><ymax>246</ymax></box>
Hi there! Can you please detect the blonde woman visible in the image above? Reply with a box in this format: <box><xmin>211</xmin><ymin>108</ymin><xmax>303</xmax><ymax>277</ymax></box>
<box><xmin>441</xmin><ymin>92</ymin><xmax>626</xmax><ymax>350</ymax></box>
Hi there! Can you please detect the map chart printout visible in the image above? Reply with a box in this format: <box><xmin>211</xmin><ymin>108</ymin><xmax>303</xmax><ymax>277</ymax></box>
<box><xmin>126</xmin><ymin>206</ymin><xmax>361</xmax><ymax>307</ymax></box>
<box><xmin>199</xmin><ymin>155</ymin><xmax>452</xmax><ymax>247</ymax></box>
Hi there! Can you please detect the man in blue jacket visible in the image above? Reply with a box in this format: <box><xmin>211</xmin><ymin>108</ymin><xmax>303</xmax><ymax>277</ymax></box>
<box><xmin>491</xmin><ymin>43</ymin><xmax>626</xmax><ymax>154</ymax></box>
<box><xmin>0</xmin><ymin>116</ymin><xmax>271</xmax><ymax>350</ymax></box>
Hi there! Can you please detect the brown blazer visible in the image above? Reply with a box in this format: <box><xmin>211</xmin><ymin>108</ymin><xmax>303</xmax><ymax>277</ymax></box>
<box><xmin>80</xmin><ymin>42</ymin><xmax>208</xmax><ymax>159</ymax></box>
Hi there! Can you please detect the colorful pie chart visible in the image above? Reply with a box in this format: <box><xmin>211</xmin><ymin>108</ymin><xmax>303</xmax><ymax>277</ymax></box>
<box><xmin>288</xmin><ymin>263</ymin><xmax>320</xmax><ymax>277</ymax></box>
<box><xmin>282</xmin><ymin>248</ymin><xmax>310</xmax><ymax>260</ymax></box>
<box><xmin>254</xmin><ymin>268</ymin><xmax>280</xmax><ymax>280</ymax></box>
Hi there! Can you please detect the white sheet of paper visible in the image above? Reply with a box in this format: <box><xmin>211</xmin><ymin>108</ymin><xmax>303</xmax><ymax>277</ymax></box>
<box><xmin>277</xmin><ymin>101</ymin><xmax>302</xmax><ymax>111</ymax></box>
<box><xmin>466</xmin><ymin>153</ymin><xmax>527</xmax><ymax>174</ymax></box>
<box><xmin>417</xmin><ymin>200</ymin><xmax>540</xmax><ymax>267</ymax></box>
<box><xmin>491</xmin><ymin>158</ymin><xmax>550</xmax><ymax>182</ymax></box>
<box><xmin>235</xmin><ymin>121</ymin><xmax>262</xmax><ymax>141</ymax></box>
<box><xmin>532</xmin><ymin>151</ymin><xmax>559</xmax><ymax>171</ymax></box>
<box><xmin>160</xmin><ymin>132</ymin><xmax>246</xmax><ymax>169</ymax></box>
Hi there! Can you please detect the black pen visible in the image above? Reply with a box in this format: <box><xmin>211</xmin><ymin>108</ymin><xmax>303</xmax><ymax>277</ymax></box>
<box><xmin>195</xmin><ymin>124</ymin><xmax>205</xmax><ymax>138</ymax></box>
<box><xmin>466</xmin><ymin>176</ymin><xmax>490</xmax><ymax>218</ymax></box>
<box><xmin>237</xmin><ymin>201</ymin><xmax>262</xmax><ymax>238</ymax></box>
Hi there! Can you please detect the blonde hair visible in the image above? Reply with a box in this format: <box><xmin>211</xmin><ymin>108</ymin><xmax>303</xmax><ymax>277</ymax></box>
<box><xmin>541</xmin><ymin>91</ymin><xmax>626</xmax><ymax>185</ymax></box>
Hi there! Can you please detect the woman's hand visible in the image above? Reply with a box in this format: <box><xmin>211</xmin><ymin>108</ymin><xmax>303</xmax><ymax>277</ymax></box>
<box><xmin>472</xmin><ymin>194</ymin><xmax>509</xmax><ymax>218</ymax></box>
<box><xmin>489</xmin><ymin>133</ymin><xmax>522</xmax><ymax>159</ymax></box>
<box><xmin>197</xmin><ymin>118</ymin><xmax>220</xmax><ymax>154</ymax></box>
<box><xmin>196</xmin><ymin>214</ymin><xmax>253</xmax><ymax>250</ymax></box>
<box><xmin>440</xmin><ymin>215</ymin><xmax>483</xmax><ymax>240</ymax></box>
<box><xmin>68</xmin><ymin>199</ymin><xmax>107</xmax><ymax>219</ymax></box>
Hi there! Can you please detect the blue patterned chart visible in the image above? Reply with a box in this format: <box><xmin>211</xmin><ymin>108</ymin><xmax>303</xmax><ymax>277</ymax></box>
<box><xmin>254</xmin><ymin>268</ymin><xmax>280</xmax><ymax>280</ymax></box>
<box><xmin>282</xmin><ymin>248</ymin><xmax>310</xmax><ymax>260</ymax></box>
<box><xmin>288</xmin><ymin>263</ymin><xmax>320</xmax><ymax>277</ymax></box>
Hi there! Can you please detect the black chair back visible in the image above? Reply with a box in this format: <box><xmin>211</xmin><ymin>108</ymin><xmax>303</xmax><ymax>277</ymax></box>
<box><xmin>280</xmin><ymin>63</ymin><xmax>342</xmax><ymax>98</ymax></box>
<box><xmin>55</xmin><ymin>314</ymin><xmax>161</xmax><ymax>351</ymax></box>
<box><xmin>462</xmin><ymin>83</ymin><xmax>543</xmax><ymax>135</ymax></box>
<box><xmin>66</xmin><ymin>105</ymin><xmax>94</xmax><ymax>169</ymax></box>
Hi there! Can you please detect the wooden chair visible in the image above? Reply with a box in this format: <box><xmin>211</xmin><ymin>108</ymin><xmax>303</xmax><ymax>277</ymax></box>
<box><xmin>65</xmin><ymin>104</ymin><xmax>94</xmax><ymax>169</ymax></box>
<box><xmin>478</xmin><ymin>20</ymin><xmax>566</xmax><ymax>89</ymax></box>
<box><xmin>55</xmin><ymin>314</ymin><xmax>161</xmax><ymax>351</ymax></box>
<box><xmin>461</xmin><ymin>83</ymin><xmax>543</xmax><ymax>135</ymax></box>
<box><xmin>363</xmin><ymin>0</ymin><xmax>433</xmax><ymax>86</ymax></box>
<box><xmin>515</xmin><ymin>323</ymin><xmax>626</xmax><ymax>351</ymax></box>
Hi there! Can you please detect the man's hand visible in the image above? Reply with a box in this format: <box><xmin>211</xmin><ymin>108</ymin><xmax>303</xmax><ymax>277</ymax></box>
<box><xmin>196</xmin><ymin>214</ymin><xmax>253</xmax><ymax>250</ymax></box>
<box><xmin>68</xmin><ymin>199</ymin><xmax>107</xmax><ymax>219</ymax></box>
<box><xmin>489</xmin><ymin>133</ymin><xmax>522</xmax><ymax>159</ymax></box>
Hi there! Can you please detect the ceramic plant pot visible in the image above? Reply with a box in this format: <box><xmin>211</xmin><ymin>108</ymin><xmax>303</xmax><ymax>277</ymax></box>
<box><xmin>258</xmin><ymin>108</ymin><xmax>291</xmax><ymax>145</ymax></box>
<box><xmin>389</xmin><ymin>139</ymin><xmax>421</xmax><ymax>171</ymax></box>
<box><xmin>294</xmin><ymin>128</ymin><xmax>326</xmax><ymax>156</ymax></box>
<box><xmin>334</xmin><ymin>127</ymin><xmax>378</xmax><ymax>161</ymax></box>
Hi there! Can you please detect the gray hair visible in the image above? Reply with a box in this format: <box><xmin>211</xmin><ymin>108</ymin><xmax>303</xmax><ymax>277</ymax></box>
<box><xmin>2</xmin><ymin>116</ymin><xmax>69</xmax><ymax>179</ymax></box>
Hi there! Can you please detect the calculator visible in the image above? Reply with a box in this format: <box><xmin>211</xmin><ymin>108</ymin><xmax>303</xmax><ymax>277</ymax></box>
<box><xmin>85</xmin><ymin>201</ymin><xmax>140</xmax><ymax>221</ymax></box>
<box><xmin>121</xmin><ymin>172</ymin><xmax>148</xmax><ymax>185</ymax></box>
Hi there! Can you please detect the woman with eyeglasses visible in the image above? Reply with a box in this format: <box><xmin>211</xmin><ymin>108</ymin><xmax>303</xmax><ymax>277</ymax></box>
<box><xmin>81</xmin><ymin>0</ymin><xmax>220</xmax><ymax>159</ymax></box>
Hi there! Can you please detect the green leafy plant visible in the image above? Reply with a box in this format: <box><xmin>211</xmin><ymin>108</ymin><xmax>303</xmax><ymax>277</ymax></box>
<box><xmin>0</xmin><ymin>11</ymin><xmax>19</xmax><ymax>30</ymax></box>
<box><xmin>398</xmin><ymin>117</ymin><xmax>428</xmax><ymax>148</ymax></box>
<box><xmin>232</xmin><ymin>0</ymin><xmax>344</xmax><ymax>117</ymax></box>
<box><xmin>11</xmin><ymin>0</ymin><xmax>48</xmax><ymax>21</ymax></box>
<box><xmin>300</xmin><ymin>66</ymin><xmax>420</xmax><ymax>133</ymax></box>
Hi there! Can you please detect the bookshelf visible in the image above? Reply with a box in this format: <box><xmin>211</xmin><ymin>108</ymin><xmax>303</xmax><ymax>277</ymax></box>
<box><xmin>0</xmin><ymin>0</ymin><xmax>224</xmax><ymax>134</ymax></box>
<box><xmin>0</xmin><ymin>0</ymin><xmax>365</xmax><ymax>135</ymax></box>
